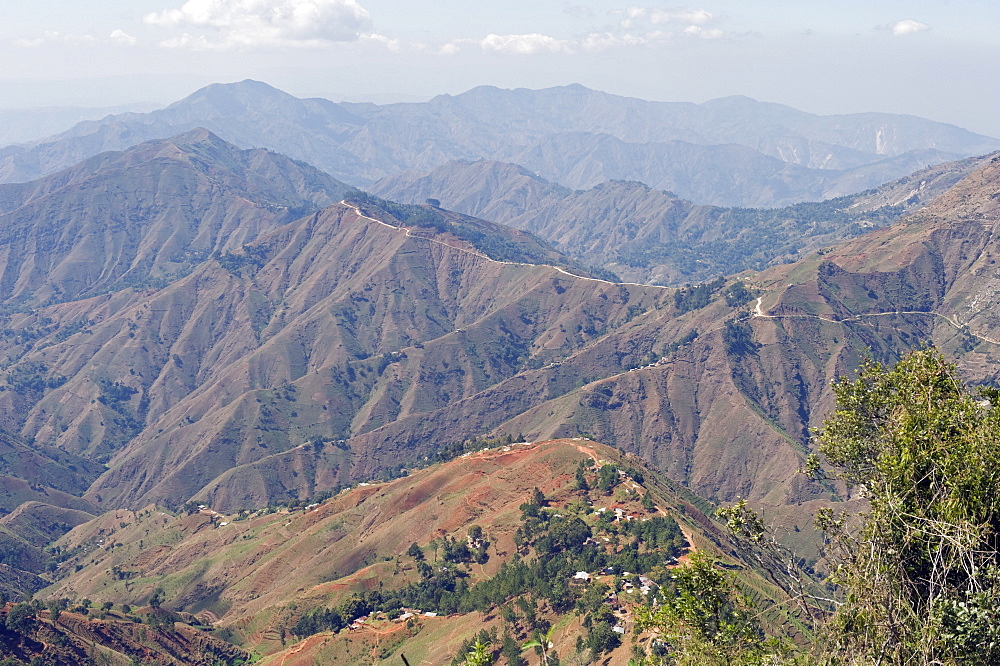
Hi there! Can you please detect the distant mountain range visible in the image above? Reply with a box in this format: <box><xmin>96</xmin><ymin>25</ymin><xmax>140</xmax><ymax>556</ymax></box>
<box><xmin>0</xmin><ymin>116</ymin><xmax>997</xmax><ymax>661</ymax></box>
<box><xmin>2</xmin><ymin>80</ymin><xmax>997</xmax><ymax>207</ymax></box>
<box><xmin>372</xmin><ymin>154</ymin><xmax>996</xmax><ymax>284</ymax></box>
<box><xmin>1</xmin><ymin>129</ymin><xmax>998</xmax><ymax>526</ymax></box>
<box><xmin>0</xmin><ymin>103</ymin><xmax>158</xmax><ymax>146</ymax></box>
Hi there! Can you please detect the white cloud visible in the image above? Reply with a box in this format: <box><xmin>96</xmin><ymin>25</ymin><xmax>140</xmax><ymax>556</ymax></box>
<box><xmin>580</xmin><ymin>30</ymin><xmax>669</xmax><ymax>51</ymax></box>
<box><xmin>439</xmin><ymin>6</ymin><xmax>723</xmax><ymax>57</ymax></box>
<box><xmin>650</xmin><ymin>8</ymin><xmax>713</xmax><ymax>25</ymax></box>
<box><xmin>158</xmin><ymin>32</ymin><xmax>213</xmax><ymax>49</ymax></box>
<box><xmin>480</xmin><ymin>33</ymin><xmax>574</xmax><ymax>55</ymax></box>
<box><xmin>885</xmin><ymin>19</ymin><xmax>930</xmax><ymax>36</ymax></box>
<box><xmin>110</xmin><ymin>29</ymin><xmax>138</xmax><ymax>46</ymax></box>
<box><xmin>144</xmin><ymin>0</ymin><xmax>373</xmax><ymax>50</ymax></box>
<box><xmin>580</xmin><ymin>31</ymin><xmax>625</xmax><ymax>51</ymax></box>
<box><xmin>611</xmin><ymin>6</ymin><xmax>721</xmax><ymax>39</ymax></box>
<box><xmin>13</xmin><ymin>37</ymin><xmax>47</xmax><ymax>48</ymax></box>
<box><xmin>361</xmin><ymin>33</ymin><xmax>400</xmax><ymax>51</ymax></box>
<box><xmin>683</xmin><ymin>25</ymin><xmax>723</xmax><ymax>39</ymax></box>
<box><xmin>439</xmin><ymin>38</ymin><xmax>476</xmax><ymax>55</ymax></box>
<box><xmin>617</xmin><ymin>7</ymin><xmax>646</xmax><ymax>29</ymax></box>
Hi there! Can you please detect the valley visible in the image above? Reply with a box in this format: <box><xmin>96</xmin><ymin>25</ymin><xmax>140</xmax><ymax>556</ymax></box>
<box><xmin>0</xmin><ymin>81</ymin><xmax>999</xmax><ymax>664</ymax></box>
<box><xmin>20</xmin><ymin>438</ymin><xmax>787</xmax><ymax>665</ymax></box>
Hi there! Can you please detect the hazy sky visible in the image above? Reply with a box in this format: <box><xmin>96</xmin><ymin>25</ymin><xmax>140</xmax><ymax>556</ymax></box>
<box><xmin>2</xmin><ymin>0</ymin><xmax>999</xmax><ymax>136</ymax></box>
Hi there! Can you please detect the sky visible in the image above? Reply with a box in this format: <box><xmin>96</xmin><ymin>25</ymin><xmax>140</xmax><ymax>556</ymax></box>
<box><xmin>2</xmin><ymin>0</ymin><xmax>999</xmax><ymax>137</ymax></box>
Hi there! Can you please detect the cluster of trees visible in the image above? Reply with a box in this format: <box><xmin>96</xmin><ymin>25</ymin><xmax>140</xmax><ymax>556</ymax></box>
<box><xmin>723</xmin><ymin>281</ymin><xmax>756</xmax><ymax>308</ymax></box>
<box><xmin>2</xmin><ymin>361</ymin><xmax>67</xmax><ymax>396</ymax></box>
<box><xmin>673</xmin><ymin>278</ymin><xmax>726</xmax><ymax>314</ymax></box>
<box><xmin>620</xmin><ymin>515</ymin><xmax>684</xmax><ymax>553</ymax></box>
<box><xmin>213</xmin><ymin>243</ymin><xmax>269</xmax><ymax>275</ymax></box>
<box><xmin>637</xmin><ymin>349</ymin><xmax>1000</xmax><ymax>665</ymax></box>
<box><xmin>575</xmin><ymin>461</ymin><xmax>645</xmax><ymax>495</ymax></box>
<box><xmin>292</xmin><ymin>483</ymin><xmax>686</xmax><ymax>654</ymax></box>
<box><xmin>614</xmin><ymin>195</ymin><xmax>907</xmax><ymax>282</ymax></box>
<box><xmin>722</xmin><ymin>320</ymin><xmax>758</xmax><ymax>358</ymax></box>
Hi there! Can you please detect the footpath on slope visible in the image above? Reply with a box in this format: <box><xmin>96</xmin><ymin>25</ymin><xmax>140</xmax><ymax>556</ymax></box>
<box><xmin>752</xmin><ymin>297</ymin><xmax>1000</xmax><ymax>346</ymax></box>
<box><xmin>339</xmin><ymin>201</ymin><xmax>666</xmax><ymax>289</ymax></box>
<box><xmin>342</xmin><ymin>201</ymin><xmax>1000</xmax><ymax>348</ymax></box>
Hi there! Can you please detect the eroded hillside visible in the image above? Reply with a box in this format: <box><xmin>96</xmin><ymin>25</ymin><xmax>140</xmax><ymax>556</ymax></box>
<box><xmin>41</xmin><ymin>438</ymin><xmax>780</xmax><ymax>666</ymax></box>
<box><xmin>2</xmin><ymin>134</ymin><xmax>999</xmax><ymax>546</ymax></box>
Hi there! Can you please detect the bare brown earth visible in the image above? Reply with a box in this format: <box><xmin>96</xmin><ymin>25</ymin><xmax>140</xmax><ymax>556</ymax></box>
<box><xmin>47</xmin><ymin>440</ymin><xmax>650</xmax><ymax>625</ymax></box>
<box><xmin>370</xmin><ymin>153</ymin><xmax>996</xmax><ymax>285</ymax></box>
<box><xmin>0</xmin><ymin>605</ymin><xmax>249</xmax><ymax>665</ymax></box>
<box><xmin>42</xmin><ymin>438</ymin><xmax>735</xmax><ymax>665</ymax></box>
<box><xmin>3</xmin><ymin>133</ymin><xmax>1000</xmax><ymax>537</ymax></box>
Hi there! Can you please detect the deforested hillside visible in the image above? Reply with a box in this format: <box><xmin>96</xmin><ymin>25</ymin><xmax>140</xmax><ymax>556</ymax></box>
<box><xmin>39</xmin><ymin>438</ymin><xmax>802</xmax><ymax>666</ymax></box>
<box><xmin>2</xmin><ymin>130</ymin><xmax>1000</xmax><ymax>551</ymax></box>
<box><xmin>0</xmin><ymin>127</ymin><xmax>354</xmax><ymax>308</ymax></box>
<box><xmin>372</xmin><ymin>153</ymin><xmax>997</xmax><ymax>285</ymax></box>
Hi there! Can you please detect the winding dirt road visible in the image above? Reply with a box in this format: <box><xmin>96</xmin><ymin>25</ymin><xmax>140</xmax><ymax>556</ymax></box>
<box><xmin>344</xmin><ymin>201</ymin><xmax>1000</xmax><ymax>348</ymax></box>
<box><xmin>340</xmin><ymin>201</ymin><xmax>669</xmax><ymax>289</ymax></box>
<box><xmin>752</xmin><ymin>296</ymin><xmax>1000</xmax><ymax>346</ymax></box>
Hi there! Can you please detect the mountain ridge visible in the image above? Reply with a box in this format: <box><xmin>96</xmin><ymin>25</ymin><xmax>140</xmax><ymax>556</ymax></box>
<box><xmin>372</xmin><ymin>153</ymin><xmax>997</xmax><ymax>284</ymax></box>
<box><xmin>0</xmin><ymin>128</ymin><xmax>355</xmax><ymax>309</ymax></box>
<box><xmin>1</xmin><ymin>128</ymin><xmax>999</xmax><ymax>554</ymax></box>
<box><xmin>1</xmin><ymin>80</ymin><xmax>996</xmax><ymax>208</ymax></box>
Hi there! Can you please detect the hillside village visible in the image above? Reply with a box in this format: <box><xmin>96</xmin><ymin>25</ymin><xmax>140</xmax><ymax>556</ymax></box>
<box><xmin>0</xmin><ymin>61</ymin><xmax>1000</xmax><ymax>664</ymax></box>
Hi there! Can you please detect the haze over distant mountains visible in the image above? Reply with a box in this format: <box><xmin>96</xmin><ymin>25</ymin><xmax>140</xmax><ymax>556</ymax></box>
<box><xmin>2</xmin><ymin>81</ymin><xmax>1000</xmax><ymax>663</ymax></box>
<box><xmin>373</xmin><ymin>154</ymin><xmax>997</xmax><ymax>285</ymax></box>
<box><xmin>0</xmin><ymin>128</ymin><xmax>998</xmax><ymax>525</ymax></box>
<box><xmin>0</xmin><ymin>103</ymin><xmax>159</xmax><ymax>147</ymax></box>
<box><xmin>2</xmin><ymin>80</ymin><xmax>997</xmax><ymax>208</ymax></box>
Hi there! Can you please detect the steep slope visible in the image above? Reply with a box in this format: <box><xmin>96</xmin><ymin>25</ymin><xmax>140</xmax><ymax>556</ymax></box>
<box><xmin>353</xmin><ymin>155</ymin><xmax>1000</xmax><ymax>510</ymax></box>
<box><xmin>41</xmin><ymin>438</ymin><xmax>770</xmax><ymax>665</ymax></box>
<box><xmin>0</xmin><ymin>430</ymin><xmax>103</xmax><ymax>502</ymax></box>
<box><xmin>372</xmin><ymin>154</ymin><xmax>995</xmax><ymax>284</ymax></box>
<box><xmin>0</xmin><ymin>603</ymin><xmax>249</xmax><ymax>666</ymax></box>
<box><xmin>0</xmin><ymin>503</ymin><xmax>96</xmax><ymax>597</ymax></box>
<box><xmin>55</xmin><ymin>203</ymin><xmax>663</xmax><ymax>508</ymax></box>
<box><xmin>489</xmin><ymin>156</ymin><xmax>1000</xmax><ymax>503</ymax></box>
<box><xmin>0</xmin><ymin>128</ymin><xmax>354</xmax><ymax>308</ymax></box>
<box><xmin>2</xmin><ymin>81</ymin><xmax>995</xmax><ymax>207</ymax></box>
<box><xmin>0</xmin><ymin>428</ymin><xmax>99</xmax><ymax>588</ymax></box>
<box><xmin>4</xmin><ymin>134</ymin><xmax>1000</xmax><ymax>534</ymax></box>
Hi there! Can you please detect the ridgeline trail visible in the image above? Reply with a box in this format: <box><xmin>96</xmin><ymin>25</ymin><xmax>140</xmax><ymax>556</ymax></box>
<box><xmin>752</xmin><ymin>298</ymin><xmax>1000</xmax><ymax>346</ymax></box>
<box><xmin>342</xmin><ymin>201</ymin><xmax>1000</xmax><ymax>348</ymax></box>
<box><xmin>339</xmin><ymin>201</ymin><xmax>670</xmax><ymax>289</ymax></box>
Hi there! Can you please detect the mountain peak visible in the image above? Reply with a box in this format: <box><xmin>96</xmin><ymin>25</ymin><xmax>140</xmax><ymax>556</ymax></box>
<box><xmin>119</xmin><ymin>128</ymin><xmax>243</xmax><ymax>166</ymax></box>
<box><xmin>167</xmin><ymin>79</ymin><xmax>298</xmax><ymax>115</ymax></box>
<box><xmin>186</xmin><ymin>79</ymin><xmax>287</xmax><ymax>99</ymax></box>
<box><xmin>165</xmin><ymin>126</ymin><xmax>221</xmax><ymax>143</ymax></box>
